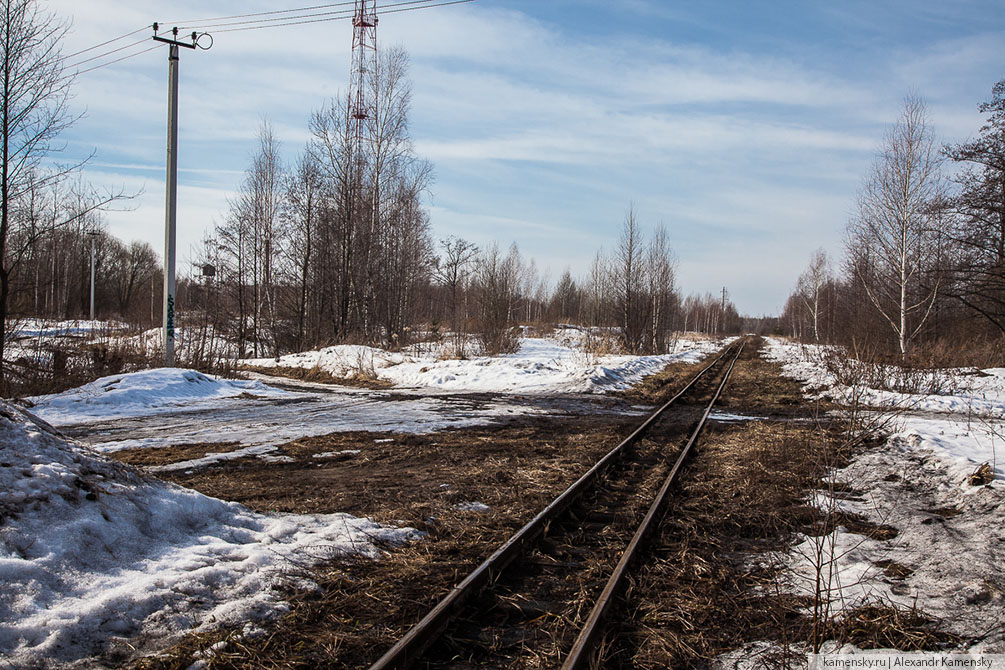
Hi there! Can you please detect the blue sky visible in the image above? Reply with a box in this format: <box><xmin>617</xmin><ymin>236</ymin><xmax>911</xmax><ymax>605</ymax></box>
<box><xmin>47</xmin><ymin>0</ymin><xmax>1005</xmax><ymax>315</ymax></box>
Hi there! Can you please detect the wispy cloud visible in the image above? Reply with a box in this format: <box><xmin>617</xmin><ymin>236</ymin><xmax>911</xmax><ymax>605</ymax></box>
<box><xmin>44</xmin><ymin>0</ymin><xmax>1005</xmax><ymax>314</ymax></box>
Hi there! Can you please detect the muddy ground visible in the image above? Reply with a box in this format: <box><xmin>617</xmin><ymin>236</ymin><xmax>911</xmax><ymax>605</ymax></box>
<box><xmin>118</xmin><ymin>338</ymin><xmax>955</xmax><ymax>670</ymax></box>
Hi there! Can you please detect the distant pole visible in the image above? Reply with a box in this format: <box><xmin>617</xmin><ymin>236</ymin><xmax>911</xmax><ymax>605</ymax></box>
<box><xmin>153</xmin><ymin>25</ymin><xmax>202</xmax><ymax>367</ymax></box>
<box><xmin>87</xmin><ymin>231</ymin><xmax>99</xmax><ymax>321</ymax></box>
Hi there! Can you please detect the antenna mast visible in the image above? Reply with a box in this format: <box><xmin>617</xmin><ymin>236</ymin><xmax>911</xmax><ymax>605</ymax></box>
<box><xmin>348</xmin><ymin>0</ymin><xmax>378</xmax><ymax>157</ymax></box>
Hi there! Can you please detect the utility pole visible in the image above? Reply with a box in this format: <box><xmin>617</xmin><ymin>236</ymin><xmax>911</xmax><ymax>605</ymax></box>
<box><xmin>87</xmin><ymin>230</ymin><xmax>99</xmax><ymax>321</ymax></box>
<box><xmin>152</xmin><ymin>25</ymin><xmax>202</xmax><ymax>367</ymax></box>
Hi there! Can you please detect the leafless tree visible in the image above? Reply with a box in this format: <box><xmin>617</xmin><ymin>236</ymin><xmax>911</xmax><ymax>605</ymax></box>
<box><xmin>616</xmin><ymin>205</ymin><xmax>646</xmax><ymax>352</ymax></box>
<box><xmin>107</xmin><ymin>240</ymin><xmax>157</xmax><ymax>317</ymax></box>
<box><xmin>645</xmin><ymin>223</ymin><xmax>678</xmax><ymax>352</ymax></box>
<box><xmin>473</xmin><ymin>242</ymin><xmax>521</xmax><ymax>354</ymax></box>
<box><xmin>942</xmin><ymin>79</ymin><xmax>1005</xmax><ymax>333</ymax></box>
<box><xmin>796</xmin><ymin>249</ymin><xmax>831</xmax><ymax>342</ymax></box>
<box><xmin>549</xmin><ymin>268</ymin><xmax>580</xmax><ymax>323</ymax></box>
<box><xmin>0</xmin><ymin>0</ymin><xmax>73</xmax><ymax>384</ymax></box>
<box><xmin>282</xmin><ymin>150</ymin><xmax>322</xmax><ymax>351</ymax></box>
<box><xmin>846</xmin><ymin>96</ymin><xmax>945</xmax><ymax>355</ymax></box>
<box><xmin>434</xmin><ymin>235</ymin><xmax>478</xmax><ymax>340</ymax></box>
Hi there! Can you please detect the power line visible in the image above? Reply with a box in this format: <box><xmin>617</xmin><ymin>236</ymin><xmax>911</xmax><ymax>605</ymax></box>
<box><xmin>61</xmin><ymin>25</ymin><xmax>150</xmax><ymax>60</ymax></box>
<box><xmin>177</xmin><ymin>7</ymin><xmax>357</xmax><ymax>32</ymax></box>
<box><xmin>177</xmin><ymin>0</ymin><xmax>439</xmax><ymax>32</ymax></box>
<box><xmin>60</xmin><ymin>0</ymin><xmax>475</xmax><ymax>78</ymax></box>
<box><xmin>210</xmin><ymin>0</ymin><xmax>473</xmax><ymax>33</ymax></box>
<box><xmin>379</xmin><ymin>0</ymin><xmax>476</xmax><ymax>18</ymax></box>
<box><xmin>58</xmin><ymin>43</ymin><xmax>159</xmax><ymax>84</ymax></box>
<box><xmin>63</xmin><ymin>37</ymin><xmax>149</xmax><ymax>70</ymax></box>
<box><xmin>72</xmin><ymin>45</ymin><xmax>160</xmax><ymax>78</ymax></box>
<box><xmin>210</xmin><ymin>12</ymin><xmax>353</xmax><ymax>33</ymax></box>
<box><xmin>167</xmin><ymin>2</ymin><xmax>357</xmax><ymax>28</ymax></box>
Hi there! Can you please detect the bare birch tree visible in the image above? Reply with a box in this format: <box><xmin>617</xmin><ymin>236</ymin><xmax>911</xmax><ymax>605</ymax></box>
<box><xmin>796</xmin><ymin>249</ymin><xmax>830</xmax><ymax>342</ymax></box>
<box><xmin>847</xmin><ymin>96</ymin><xmax>945</xmax><ymax>355</ymax></box>
<box><xmin>616</xmin><ymin>205</ymin><xmax>646</xmax><ymax>353</ymax></box>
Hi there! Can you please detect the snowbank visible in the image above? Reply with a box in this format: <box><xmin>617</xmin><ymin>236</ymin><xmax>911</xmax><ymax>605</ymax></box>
<box><xmin>27</xmin><ymin>367</ymin><xmax>294</xmax><ymax>425</ymax></box>
<box><xmin>242</xmin><ymin>335</ymin><xmax>725</xmax><ymax>394</ymax></box>
<box><xmin>778</xmin><ymin>424</ymin><xmax>1005</xmax><ymax>652</ymax></box>
<box><xmin>764</xmin><ymin>338</ymin><xmax>1005</xmax><ymax>484</ymax></box>
<box><xmin>0</xmin><ymin>401</ymin><xmax>420</xmax><ymax>666</ymax></box>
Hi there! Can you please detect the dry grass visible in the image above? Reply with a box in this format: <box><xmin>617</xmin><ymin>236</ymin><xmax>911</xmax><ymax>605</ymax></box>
<box><xmin>237</xmin><ymin>364</ymin><xmax>393</xmax><ymax>390</ymax></box>
<box><xmin>829</xmin><ymin>603</ymin><xmax>962</xmax><ymax>651</ymax></box>
<box><xmin>122</xmin><ymin>418</ymin><xmax>635</xmax><ymax>669</ymax></box>
<box><xmin>120</xmin><ymin>337</ymin><xmax>963</xmax><ymax>669</ymax></box>
<box><xmin>599</xmin><ymin>340</ymin><xmax>960</xmax><ymax>668</ymax></box>
<box><xmin>112</xmin><ymin>442</ymin><xmax>244</xmax><ymax>467</ymax></box>
<box><xmin>617</xmin><ymin>358</ymin><xmax>713</xmax><ymax>406</ymax></box>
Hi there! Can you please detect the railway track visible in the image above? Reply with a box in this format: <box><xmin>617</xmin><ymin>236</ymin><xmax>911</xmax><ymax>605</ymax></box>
<box><xmin>369</xmin><ymin>338</ymin><xmax>747</xmax><ymax>670</ymax></box>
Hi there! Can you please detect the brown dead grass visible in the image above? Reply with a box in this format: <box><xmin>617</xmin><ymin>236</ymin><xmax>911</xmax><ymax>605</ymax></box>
<box><xmin>112</xmin><ymin>442</ymin><xmax>244</xmax><ymax>467</ymax></box>
<box><xmin>124</xmin><ymin>416</ymin><xmax>637</xmax><ymax>670</ymax></box>
<box><xmin>237</xmin><ymin>364</ymin><xmax>393</xmax><ymax>390</ymax></box>
<box><xmin>122</xmin><ymin>337</ymin><xmax>961</xmax><ymax>669</ymax></box>
<box><xmin>600</xmin><ymin>342</ymin><xmax>959</xmax><ymax>669</ymax></box>
<box><xmin>617</xmin><ymin>358</ymin><xmax>713</xmax><ymax>406</ymax></box>
<box><xmin>158</xmin><ymin>418</ymin><xmax>631</xmax><ymax>522</ymax></box>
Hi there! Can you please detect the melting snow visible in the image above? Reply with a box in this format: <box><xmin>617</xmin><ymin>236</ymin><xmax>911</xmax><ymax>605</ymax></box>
<box><xmin>0</xmin><ymin>401</ymin><xmax>420</xmax><ymax>667</ymax></box>
<box><xmin>27</xmin><ymin>367</ymin><xmax>294</xmax><ymax>426</ymax></box>
<box><xmin>241</xmin><ymin>335</ymin><xmax>725</xmax><ymax>394</ymax></box>
<box><xmin>758</xmin><ymin>338</ymin><xmax>1005</xmax><ymax>655</ymax></box>
<box><xmin>764</xmin><ymin>338</ymin><xmax>1005</xmax><ymax>482</ymax></box>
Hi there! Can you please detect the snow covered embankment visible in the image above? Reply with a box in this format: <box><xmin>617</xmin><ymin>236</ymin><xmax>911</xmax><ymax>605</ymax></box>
<box><xmin>755</xmin><ymin>338</ymin><xmax>1005</xmax><ymax>656</ymax></box>
<box><xmin>0</xmin><ymin>401</ymin><xmax>420</xmax><ymax>667</ymax></box>
<box><xmin>763</xmin><ymin>338</ymin><xmax>1005</xmax><ymax>484</ymax></box>
<box><xmin>27</xmin><ymin>367</ymin><xmax>295</xmax><ymax>425</ymax></box>
<box><xmin>241</xmin><ymin>335</ymin><xmax>726</xmax><ymax>394</ymax></box>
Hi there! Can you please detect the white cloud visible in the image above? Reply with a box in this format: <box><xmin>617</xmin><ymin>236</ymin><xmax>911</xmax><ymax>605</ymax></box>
<box><xmin>39</xmin><ymin>1</ymin><xmax>1005</xmax><ymax>315</ymax></box>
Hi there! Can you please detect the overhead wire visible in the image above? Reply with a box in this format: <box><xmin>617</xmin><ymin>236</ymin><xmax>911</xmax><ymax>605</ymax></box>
<box><xmin>377</xmin><ymin>0</ymin><xmax>476</xmax><ymax>18</ymax></box>
<box><xmin>176</xmin><ymin>7</ymin><xmax>357</xmax><ymax>32</ymax></box>
<box><xmin>175</xmin><ymin>0</ymin><xmax>440</xmax><ymax>32</ymax></box>
<box><xmin>208</xmin><ymin>0</ymin><xmax>472</xmax><ymax>33</ymax></box>
<box><xmin>61</xmin><ymin>25</ymin><xmax>151</xmax><ymax>60</ymax></box>
<box><xmin>167</xmin><ymin>2</ymin><xmax>357</xmax><ymax>28</ymax></box>
<box><xmin>63</xmin><ymin>37</ymin><xmax>150</xmax><ymax>69</ymax></box>
<box><xmin>61</xmin><ymin>0</ymin><xmax>476</xmax><ymax>79</ymax></box>
<box><xmin>71</xmin><ymin>45</ymin><xmax>160</xmax><ymax>78</ymax></box>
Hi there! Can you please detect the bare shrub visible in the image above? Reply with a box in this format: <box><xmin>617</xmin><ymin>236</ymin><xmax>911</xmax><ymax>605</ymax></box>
<box><xmin>816</xmin><ymin>346</ymin><xmax>962</xmax><ymax>397</ymax></box>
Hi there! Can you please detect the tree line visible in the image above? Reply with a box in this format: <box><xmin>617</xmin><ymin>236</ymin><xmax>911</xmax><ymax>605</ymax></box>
<box><xmin>781</xmin><ymin>80</ymin><xmax>1005</xmax><ymax>362</ymax></box>
<box><xmin>0</xmin><ymin>0</ymin><xmax>743</xmax><ymax>394</ymax></box>
<box><xmin>180</xmin><ymin>49</ymin><xmax>740</xmax><ymax>360</ymax></box>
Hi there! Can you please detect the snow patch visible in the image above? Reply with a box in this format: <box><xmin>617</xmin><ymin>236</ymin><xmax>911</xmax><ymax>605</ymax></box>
<box><xmin>764</xmin><ymin>338</ymin><xmax>1005</xmax><ymax>483</ymax></box>
<box><xmin>0</xmin><ymin>401</ymin><xmax>420</xmax><ymax>666</ymax></box>
<box><xmin>241</xmin><ymin>336</ymin><xmax>726</xmax><ymax>394</ymax></box>
<box><xmin>27</xmin><ymin>367</ymin><xmax>294</xmax><ymax>425</ymax></box>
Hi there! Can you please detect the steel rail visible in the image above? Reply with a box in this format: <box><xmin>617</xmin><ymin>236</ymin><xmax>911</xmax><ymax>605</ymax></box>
<box><xmin>367</xmin><ymin>342</ymin><xmax>740</xmax><ymax>670</ymax></box>
<box><xmin>561</xmin><ymin>339</ymin><xmax>747</xmax><ymax>669</ymax></box>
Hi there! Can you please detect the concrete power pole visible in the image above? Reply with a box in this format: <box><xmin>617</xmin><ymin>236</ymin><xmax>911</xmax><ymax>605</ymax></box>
<box><xmin>153</xmin><ymin>25</ymin><xmax>201</xmax><ymax>366</ymax></box>
<box><xmin>87</xmin><ymin>230</ymin><xmax>99</xmax><ymax>321</ymax></box>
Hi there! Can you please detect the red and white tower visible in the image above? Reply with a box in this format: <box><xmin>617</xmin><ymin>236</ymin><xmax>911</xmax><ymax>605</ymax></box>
<box><xmin>347</xmin><ymin>0</ymin><xmax>378</xmax><ymax>156</ymax></box>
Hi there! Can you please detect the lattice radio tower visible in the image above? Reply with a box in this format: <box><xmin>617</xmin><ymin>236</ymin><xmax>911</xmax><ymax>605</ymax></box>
<box><xmin>348</xmin><ymin>0</ymin><xmax>378</xmax><ymax>160</ymax></box>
